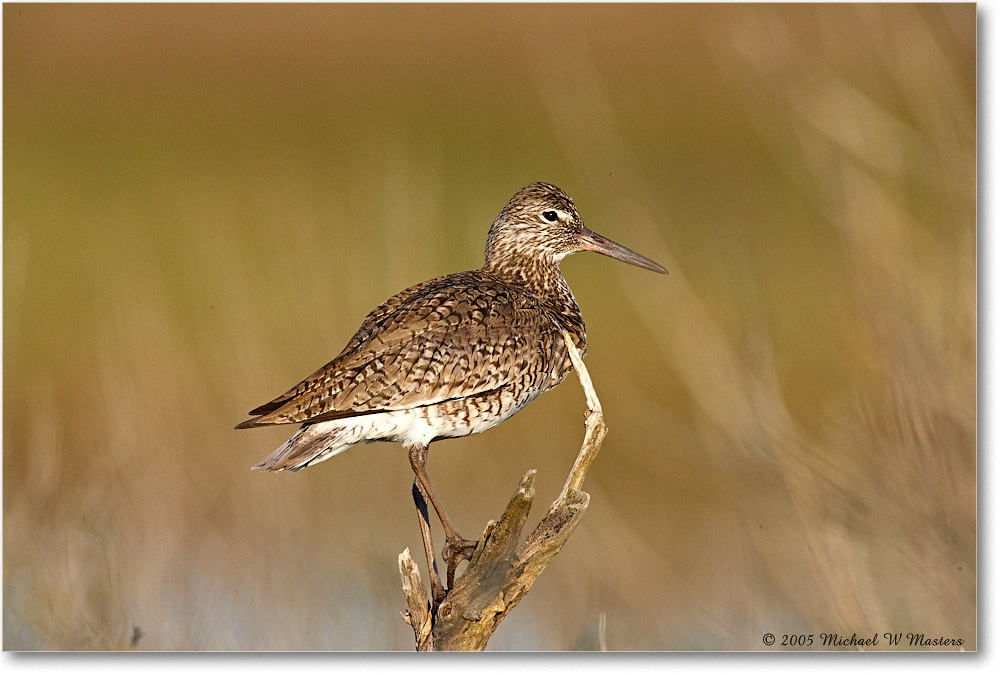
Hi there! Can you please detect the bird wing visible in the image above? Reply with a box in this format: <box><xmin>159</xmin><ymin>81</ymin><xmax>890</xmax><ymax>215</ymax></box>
<box><xmin>239</xmin><ymin>273</ymin><xmax>457</xmax><ymax>421</ymax></box>
<box><xmin>236</xmin><ymin>272</ymin><xmax>561</xmax><ymax>428</ymax></box>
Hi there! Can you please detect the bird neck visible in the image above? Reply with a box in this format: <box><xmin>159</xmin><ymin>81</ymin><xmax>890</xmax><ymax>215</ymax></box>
<box><xmin>485</xmin><ymin>253</ymin><xmax>565</xmax><ymax>299</ymax></box>
<box><xmin>482</xmin><ymin>256</ymin><xmax>586</xmax><ymax>343</ymax></box>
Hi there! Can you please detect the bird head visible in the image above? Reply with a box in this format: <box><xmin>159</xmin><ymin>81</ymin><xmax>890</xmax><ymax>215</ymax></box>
<box><xmin>485</xmin><ymin>182</ymin><xmax>667</xmax><ymax>276</ymax></box>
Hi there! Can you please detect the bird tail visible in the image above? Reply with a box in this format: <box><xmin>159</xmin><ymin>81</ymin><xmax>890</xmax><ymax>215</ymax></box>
<box><xmin>252</xmin><ymin>422</ymin><xmax>358</xmax><ymax>472</ymax></box>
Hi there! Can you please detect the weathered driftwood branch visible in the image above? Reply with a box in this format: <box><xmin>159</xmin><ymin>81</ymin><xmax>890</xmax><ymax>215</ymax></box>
<box><xmin>399</xmin><ymin>331</ymin><xmax>608</xmax><ymax>651</ymax></box>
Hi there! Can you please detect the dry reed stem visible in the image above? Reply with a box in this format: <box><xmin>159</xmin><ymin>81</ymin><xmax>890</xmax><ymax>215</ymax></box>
<box><xmin>398</xmin><ymin>331</ymin><xmax>606</xmax><ymax>650</ymax></box>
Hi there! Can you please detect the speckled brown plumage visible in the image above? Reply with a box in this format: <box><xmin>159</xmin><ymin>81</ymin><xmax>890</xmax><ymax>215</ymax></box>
<box><xmin>236</xmin><ymin>182</ymin><xmax>665</xmax><ymax>599</ymax></box>
<box><xmin>237</xmin><ymin>182</ymin><xmax>666</xmax><ymax>467</ymax></box>
<box><xmin>239</xmin><ymin>271</ymin><xmax>582</xmax><ymax>432</ymax></box>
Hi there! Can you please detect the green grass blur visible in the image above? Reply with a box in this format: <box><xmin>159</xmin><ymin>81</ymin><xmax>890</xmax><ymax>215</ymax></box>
<box><xmin>3</xmin><ymin>3</ymin><xmax>975</xmax><ymax>650</ymax></box>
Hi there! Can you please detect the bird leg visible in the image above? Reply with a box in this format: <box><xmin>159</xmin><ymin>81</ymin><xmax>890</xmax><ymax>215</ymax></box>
<box><xmin>411</xmin><ymin>480</ymin><xmax>446</xmax><ymax>604</ymax></box>
<box><xmin>407</xmin><ymin>444</ymin><xmax>478</xmax><ymax>588</ymax></box>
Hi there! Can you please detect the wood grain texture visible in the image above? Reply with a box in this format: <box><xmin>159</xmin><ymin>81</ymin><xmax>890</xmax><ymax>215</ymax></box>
<box><xmin>398</xmin><ymin>333</ymin><xmax>607</xmax><ymax>651</ymax></box>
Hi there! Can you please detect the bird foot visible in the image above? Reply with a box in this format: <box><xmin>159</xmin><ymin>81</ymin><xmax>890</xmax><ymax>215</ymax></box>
<box><xmin>430</xmin><ymin>574</ymin><xmax>447</xmax><ymax>607</ymax></box>
<box><xmin>443</xmin><ymin>535</ymin><xmax>478</xmax><ymax>589</ymax></box>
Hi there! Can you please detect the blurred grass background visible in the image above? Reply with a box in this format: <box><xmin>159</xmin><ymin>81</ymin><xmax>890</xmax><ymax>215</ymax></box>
<box><xmin>3</xmin><ymin>3</ymin><xmax>975</xmax><ymax>650</ymax></box>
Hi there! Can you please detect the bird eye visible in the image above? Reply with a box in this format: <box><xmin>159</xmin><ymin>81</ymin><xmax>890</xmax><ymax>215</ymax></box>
<box><xmin>542</xmin><ymin>210</ymin><xmax>559</xmax><ymax>222</ymax></box>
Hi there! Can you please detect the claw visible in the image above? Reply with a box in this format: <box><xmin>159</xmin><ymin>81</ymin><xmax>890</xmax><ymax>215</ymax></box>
<box><xmin>430</xmin><ymin>577</ymin><xmax>447</xmax><ymax>606</ymax></box>
<box><xmin>443</xmin><ymin>535</ymin><xmax>478</xmax><ymax>589</ymax></box>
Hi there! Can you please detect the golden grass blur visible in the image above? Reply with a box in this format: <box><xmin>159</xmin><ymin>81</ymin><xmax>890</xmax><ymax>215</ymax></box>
<box><xmin>3</xmin><ymin>4</ymin><xmax>975</xmax><ymax>650</ymax></box>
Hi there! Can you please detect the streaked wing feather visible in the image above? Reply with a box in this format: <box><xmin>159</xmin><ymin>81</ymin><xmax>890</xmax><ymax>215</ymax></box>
<box><xmin>238</xmin><ymin>271</ymin><xmax>559</xmax><ymax>427</ymax></box>
<box><xmin>245</xmin><ymin>274</ymin><xmax>455</xmax><ymax>418</ymax></box>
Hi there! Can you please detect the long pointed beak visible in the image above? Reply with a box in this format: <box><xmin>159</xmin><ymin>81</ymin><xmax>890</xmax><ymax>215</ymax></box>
<box><xmin>577</xmin><ymin>227</ymin><xmax>668</xmax><ymax>274</ymax></box>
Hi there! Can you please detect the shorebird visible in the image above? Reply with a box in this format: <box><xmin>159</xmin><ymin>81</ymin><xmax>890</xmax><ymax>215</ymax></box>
<box><xmin>237</xmin><ymin>182</ymin><xmax>666</xmax><ymax>601</ymax></box>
